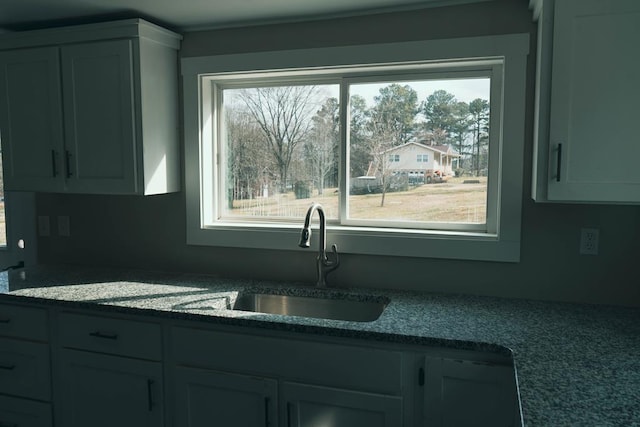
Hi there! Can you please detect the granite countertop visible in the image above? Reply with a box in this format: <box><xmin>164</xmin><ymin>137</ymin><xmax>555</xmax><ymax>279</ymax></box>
<box><xmin>1</xmin><ymin>266</ymin><xmax>639</xmax><ymax>426</ymax></box>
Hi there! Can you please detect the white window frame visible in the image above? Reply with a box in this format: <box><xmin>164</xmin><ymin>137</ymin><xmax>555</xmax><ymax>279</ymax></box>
<box><xmin>182</xmin><ymin>34</ymin><xmax>529</xmax><ymax>262</ymax></box>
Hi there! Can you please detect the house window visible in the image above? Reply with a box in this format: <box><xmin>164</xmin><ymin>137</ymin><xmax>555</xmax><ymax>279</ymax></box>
<box><xmin>182</xmin><ymin>34</ymin><xmax>529</xmax><ymax>262</ymax></box>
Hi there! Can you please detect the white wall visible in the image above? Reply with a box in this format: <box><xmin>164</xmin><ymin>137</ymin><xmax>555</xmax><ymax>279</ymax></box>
<box><xmin>35</xmin><ymin>0</ymin><xmax>640</xmax><ymax>306</ymax></box>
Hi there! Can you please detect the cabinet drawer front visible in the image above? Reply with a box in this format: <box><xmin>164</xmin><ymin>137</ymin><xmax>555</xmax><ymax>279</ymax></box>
<box><xmin>0</xmin><ymin>303</ymin><xmax>48</xmax><ymax>341</ymax></box>
<box><xmin>0</xmin><ymin>337</ymin><xmax>51</xmax><ymax>401</ymax></box>
<box><xmin>172</xmin><ymin>326</ymin><xmax>403</xmax><ymax>395</ymax></box>
<box><xmin>0</xmin><ymin>395</ymin><xmax>52</xmax><ymax>427</ymax></box>
<box><xmin>58</xmin><ymin>312</ymin><xmax>161</xmax><ymax>361</ymax></box>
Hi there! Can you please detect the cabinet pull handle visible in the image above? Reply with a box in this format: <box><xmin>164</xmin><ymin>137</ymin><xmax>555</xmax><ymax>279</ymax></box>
<box><xmin>0</xmin><ymin>317</ymin><xmax>10</xmax><ymax>324</ymax></box>
<box><xmin>88</xmin><ymin>331</ymin><xmax>118</xmax><ymax>340</ymax></box>
<box><xmin>51</xmin><ymin>150</ymin><xmax>58</xmax><ymax>177</ymax></box>
<box><xmin>0</xmin><ymin>364</ymin><xmax>16</xmax><ymax>371</ymax></box>
<box><xmin>65</xmin><ymin>150</ymin><xmax>73</xmax><ymax>178</ymax></box>
<box><xmin>0</xmin><ymin>422</ymin><xmax>18</xmax><ymax>427</ymax></box>
<box><xmin>418</xmin><ymin>367</ymin><xmax>425</xmax><ymax>386</ymax></box>
<box><xmin>147</xmin><ymin>379</ymin><xmax>154</xmax><ymax>411</ymax></box>
<box><xmin>556</xmin><ymin>143</ymin><xmax>562</xmax><ymax>182</ymax></box>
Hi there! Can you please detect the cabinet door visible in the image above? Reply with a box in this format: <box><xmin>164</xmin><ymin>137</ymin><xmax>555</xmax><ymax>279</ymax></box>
<box><xmin>547</xmin><ymin>0</ymin><xmax>640</xmax><ymax>202</ymax></box>
<box><xmin>422</xmin><ymin>358</ymin><xmax>518</xmax><ymax>427</ymax></box>
<box><xmin>0</xmin><ymin>395</ymin><xmax>52</xmax><ymax>427</ymax></box>
<box><xmin>174</xmin><ymin>366</ymin><xmax>277</xmax><ymax>427</ymax></box>
<box><xmin>58</xmin><ymin>349</ymin><xmax>163</xmax><ymax>427</ymax></box>
<box><xmin>0</xmin><ymin>47</ymin><xmax>64</xmax><ymax>192</ymax></box>
<box><xmin>0</xmin><ymin>338</ymin><xmax>51</xmax><ymax>401</ymax></box>
<box><xmin>60</xmin><ymin>40</ymin><xmax>138</xmax><ymax>194</ymax></box>
<box><xmin>282</xmin><ymin>382</ymin><xmax>402</xmax><ymax>427</ymax></box>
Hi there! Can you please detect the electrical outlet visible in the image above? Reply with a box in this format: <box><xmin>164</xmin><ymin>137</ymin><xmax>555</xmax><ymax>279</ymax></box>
<box><xmin>57</xmin><ymin>215</ymin><xmax>71</xmax><ymax>237</ymax></box>
<box><xmin>580</xmin><ymin>228</ymin><xmax>599</xmax><ymax>255</ymax></box>
<box><xmin>37</xmin><ymin>216</ymin><xmax>50</xmax><ymax>237</ymax></box>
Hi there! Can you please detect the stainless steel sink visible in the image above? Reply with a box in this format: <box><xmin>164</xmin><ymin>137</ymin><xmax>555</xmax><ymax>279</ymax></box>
<box><xmin>232</xmin><ymin>292</ymin><xmax>387</xmax><ymax>322</ymax></box>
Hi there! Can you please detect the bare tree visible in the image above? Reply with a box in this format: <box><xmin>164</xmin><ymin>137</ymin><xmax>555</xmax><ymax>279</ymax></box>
<box><xmin>238</xmin><ymin>86</ymin><xmax>320</xmax><ymax>192</ymax></box>
<box><xmin>305</xmin><ymin>98</ymin><xmax>339</xmax><ymax>195</ymax></box>
<box><xmin>367</xmin><ymin>118</ymin><xmax>400</xmax><ymax>207</ymax></box>
<box><xmin>225</xmin><ymin>107</ymin><xmax>270</xmax><ymax>206</ymax></box>
<box><xmin>368</xmin><ymin>87</ymin><xmax>408</xmax><ymax>207</ymax></box>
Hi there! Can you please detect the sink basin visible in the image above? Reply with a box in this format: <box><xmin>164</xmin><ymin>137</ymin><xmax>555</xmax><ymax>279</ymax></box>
<box><xmin>232</xmin><ymin>292</ymin><xmax>387</xmax><ymax>322</ymax></box>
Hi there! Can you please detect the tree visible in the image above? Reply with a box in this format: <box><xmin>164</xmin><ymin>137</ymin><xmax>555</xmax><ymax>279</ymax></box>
<box><xmin>371</xmin><ymin>84</ymin><xmax>419</xmax><ymax>145</ymax></box>
<box><xmin>367</xmin><ymin>118</ymin><xmax>397</xmax><ymax>207</ymax></box>
<box><xmin>305</xmin><ymin>97</ymin><xmax>339</xmax><ymax>195</ymax></box>
<box><xmin>348</xmin><ymin>94</ymin><xmax>371</xmax><ymax>177</ymax></box>
<box><xmin>469</xmin><ymin>98</ymin><xmax>490</xmax><ymax>176</ymax></box>
<box><xmin>448</xmin><ymin>101</ymin><xmax>473</xmax><ymax>171</ymax></box>
<box><xmin>368</xmin><ymin>86</ymin><xmax>414</xmax><ymax>207</ymax></box>
<box><xmin>422</xmin><ymin>89</ymin><xmax>458</xmax><ymax>145</ymax></box>
<box><xmin>225</xmin><ymin>107</ymin><xmax>270</xmax><ymax>206</ymax></box>
<box><xmin>238</xmin><ymin>86</ymin><xmax>320</xmax><ymax>192</ymax></box>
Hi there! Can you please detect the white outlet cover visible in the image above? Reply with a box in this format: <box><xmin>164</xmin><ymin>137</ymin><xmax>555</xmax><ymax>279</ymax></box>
<box><xmin>580</xmin><ymin>228</ymin><xmax>599</xmax><ymax>255</ymax></box>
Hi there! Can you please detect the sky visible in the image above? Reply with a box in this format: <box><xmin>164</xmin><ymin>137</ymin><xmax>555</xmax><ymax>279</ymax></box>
<box><xmin>351</xmin><ymin>78</ymin><xmax>491</xmax><ymax>106</ymax></box>
<box><xmin>225</xmin><ymin>77</ymin><xmax>491</xmax><ymax>115</ymax></box>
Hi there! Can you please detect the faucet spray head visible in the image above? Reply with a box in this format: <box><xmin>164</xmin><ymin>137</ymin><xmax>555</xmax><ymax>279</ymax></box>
<box><xmin>298</xmin><ymin>228</ymin><xmax>311</xmax><ymax>248</ymax></box>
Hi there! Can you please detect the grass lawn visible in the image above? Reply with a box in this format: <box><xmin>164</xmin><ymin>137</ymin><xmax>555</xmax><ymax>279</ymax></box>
<box><xmin>232</xmin><ymin>177</ymin><xmax>487</xmax><ymax>224</ymax></box>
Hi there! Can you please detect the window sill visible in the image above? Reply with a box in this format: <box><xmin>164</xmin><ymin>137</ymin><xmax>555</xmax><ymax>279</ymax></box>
<box><xmin>187</xmin><ymin>222</ymin><xmax>519</xmax><ymax>262</ymax></box>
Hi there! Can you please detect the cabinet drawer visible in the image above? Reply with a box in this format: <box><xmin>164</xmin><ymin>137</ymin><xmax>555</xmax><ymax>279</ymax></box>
<box><xmin>172</xmin><ymin>326</ymin><xmax>403</xmax><ymax>395</ymax></box>
<box><xmin>58</xmin><ymin>312</ymin><xmax>162</xmax><ymax>361</ymax></box>
<box><xmin>0</xmin><ymin>337</ymin><xmax>51</xmax><ymax>401</ymax></box>
<box><xmin>0</xmin><ymin>303</ymin><xmax>48</xmax><ymax>341</ymax></box>
<box><xmin>0</xmin><ymin>395</ymin><xmax>52</xmax><ymax>427</ymax></box>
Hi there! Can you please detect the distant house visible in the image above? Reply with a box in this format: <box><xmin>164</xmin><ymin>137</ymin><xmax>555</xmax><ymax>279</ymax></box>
<box><xmin>378</xmin><ymin>142</ymin><xmax>460</xmax><ymax>183</ymax></box>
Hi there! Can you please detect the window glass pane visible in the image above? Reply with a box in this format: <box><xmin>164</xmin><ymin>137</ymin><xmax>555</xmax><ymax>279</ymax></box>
<box><xmin>348</xmin><ymin>78</ymin><xmax>490</xmax><ymax>225</ymax></box>
<box><xmin>219</xmin><ymin>84</ymin><xmax>340</xmax><ymax>221</ymax></box>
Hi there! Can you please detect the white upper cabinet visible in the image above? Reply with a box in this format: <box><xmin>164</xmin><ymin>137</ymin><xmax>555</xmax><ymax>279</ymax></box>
<box><xmin>0</xmin><ymin>47</ymin><xmax>64</xmax><ymax>192</ymax></box>
<box><xmin>0</xmin><ymin>19</ymin><xmax>182</xmax><ymax>195</ymax></box>
<box><xmin>531</xmin><ymin>0</ymin><xmax>640</xmax><ymax>203</ymax></box>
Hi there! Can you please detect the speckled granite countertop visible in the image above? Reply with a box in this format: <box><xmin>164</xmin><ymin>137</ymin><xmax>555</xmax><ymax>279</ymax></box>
<box><xmin>1</xmin><ymin>266</ymin><xmax>639</xmax><ymax>426</ymax></box>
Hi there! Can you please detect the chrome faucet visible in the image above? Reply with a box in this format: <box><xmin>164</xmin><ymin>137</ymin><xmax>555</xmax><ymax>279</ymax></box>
<box><xmin>298</xmin><ymin>203</ymin><xmax>340</xmax><ymax>288</ymax></box>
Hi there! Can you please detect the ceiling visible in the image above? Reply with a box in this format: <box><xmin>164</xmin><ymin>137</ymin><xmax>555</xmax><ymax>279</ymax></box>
<box><xmin>0</xmin><ymin>0</ymin><xmax>493</xmax><ymax>33</ymax></box>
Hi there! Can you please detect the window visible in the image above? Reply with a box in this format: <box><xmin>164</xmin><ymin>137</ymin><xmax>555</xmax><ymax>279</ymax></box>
<box><xmin>183</xmin><ymin>34</ymin><xmax>529</xmax><ymax>262</ymax></box>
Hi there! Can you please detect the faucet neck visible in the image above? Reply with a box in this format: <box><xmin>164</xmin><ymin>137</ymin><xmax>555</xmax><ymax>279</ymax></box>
<box><xmin>303</xmin><ymin>203</ymin><xmax>326</xmax><ymax>258</ymax></box>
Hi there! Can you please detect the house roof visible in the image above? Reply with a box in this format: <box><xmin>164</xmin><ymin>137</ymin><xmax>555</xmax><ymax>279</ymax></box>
<box><xmin>383</xmin><ymin>141</ymin><xmax>460</xmax><ymax>157</ymax></box>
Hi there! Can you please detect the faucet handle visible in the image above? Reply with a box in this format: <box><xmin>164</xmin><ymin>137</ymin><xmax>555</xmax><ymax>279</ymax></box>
<box><xmin>327</xmin><ymin>244</ymin><xmax>340</xmax><ymax>269</ymax></box>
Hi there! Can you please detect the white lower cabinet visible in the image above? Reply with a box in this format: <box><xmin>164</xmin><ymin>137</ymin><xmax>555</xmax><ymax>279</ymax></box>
<box><xmin>59</xmin><ymin>349</ymin><xmax>164</xmax><ymax>427</ymax></box>
<box><xmin>0</xmin><ymin>303</ymin><xmax>52</xmax><ymax>427</ymax></box>
<box><xmin>174</xmin><ymin>366</ymin><xmax>277</xmax><ymax>427</ymax></box>
<box><xmin>0</xmin><ymin>395</ymin><xmax>52</xmax><ymax>427</ymax></box>
<box><xmin>171</xmin><ymin>325</ymin><xmax>406</xmax><ymax>427</ymax></box>
<box><xmin>282</xmin><ymin>382</ymin><xmax>403</xmax><ymax>427</ymax></box>
<box><xmin>0</xmin><ymin>304</ymin><xmax>519</xmax><ymax>427</ymax></box>
<box><xmin>420</xmin><ymin>357</ymin><xmax>519</xmax><ymax>427</ymax></box>
<box><xmin>172</xmin><ymin>366</ymin><xmax>403</xmax><ymax>427</ymax></box>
